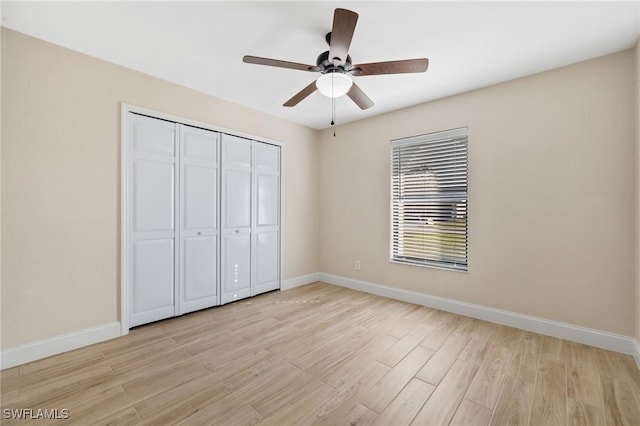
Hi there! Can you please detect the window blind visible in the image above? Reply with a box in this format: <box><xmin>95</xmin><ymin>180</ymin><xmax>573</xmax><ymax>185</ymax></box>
<box><xmin>391</xmin><ymin>127</ymin><xmax>468</xmax><ymax>271</ymax></box>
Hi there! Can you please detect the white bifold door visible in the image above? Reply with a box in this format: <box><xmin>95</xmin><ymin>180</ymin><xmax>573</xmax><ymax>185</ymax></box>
<box><xmin>128</xmin><ymin>113</ymin><xmax>280</xmax><ymax>328</ymax></box>
<box><xmin>221</xmin><ymin>134</ymin><xmax>281</xmax><ymax>304</ymax></box>
<box><xmin>129</xmin><ymin>115</ymin><xmax>178</xmax><ymax>327</ymax></box>
<box><xmin>178</xmin><ymin>125</ymin><xmax>219</xmax><ymax>315</ymax></box>
<box><xmin>129</xmin><ymin>114</ymin><xmax>219</xmax><ymax>327</ymax></box>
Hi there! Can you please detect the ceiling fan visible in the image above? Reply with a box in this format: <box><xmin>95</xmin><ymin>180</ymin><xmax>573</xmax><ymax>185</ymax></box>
<box><xmin>243</xmin><ymin>8</ymin><xmax>429</xmax><ymax>110</ymax></box>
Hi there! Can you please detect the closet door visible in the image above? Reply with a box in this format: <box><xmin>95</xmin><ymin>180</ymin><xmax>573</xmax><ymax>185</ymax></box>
<box><xmin>221</xmin><ymin>134</ymin><xmax>253</xmax><ymax>304</ymax></box>
<box><xmin>253</xmin><ymin>142</ymin><xmax>281</xmax><ymax>295</ymax></box>
<box><xmin>129</xmin><ymin>114</ymin><xmax>177</xmax><ymax>327</ymax></box>
<box><xmin>178</xmin><ymin>125</ymin><xmax>219</xmax><ymax>314</ymax></box>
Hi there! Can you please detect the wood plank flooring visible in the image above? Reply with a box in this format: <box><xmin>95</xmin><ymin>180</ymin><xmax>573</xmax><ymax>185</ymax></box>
<box><xmin>1</xmin><ymin>282</ymin><xmax>639</xmax><ymax>425</ymax></box>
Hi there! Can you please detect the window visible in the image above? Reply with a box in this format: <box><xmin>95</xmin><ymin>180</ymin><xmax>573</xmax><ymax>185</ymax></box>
<box><xmin>391</xmin><ymin>127</ymin><xmax>468</xmax><ymax>271</ymax></box>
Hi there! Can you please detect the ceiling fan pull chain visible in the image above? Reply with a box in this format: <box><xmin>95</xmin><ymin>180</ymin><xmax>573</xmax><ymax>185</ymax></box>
<box><xmin>331</xmin><ymin>74</ymin><xmax>337</xmax><ymax>137</ymax></box>
<box><xmin>331</xmin><ymin>108</ymin><xmax>336</xmax><ymax>137</ymax></box>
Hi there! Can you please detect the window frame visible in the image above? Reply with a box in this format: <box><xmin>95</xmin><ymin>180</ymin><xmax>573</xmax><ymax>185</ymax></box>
<box><xmin>390</xmin><ymin>127</ymin><xmax>468</xmax><ymax>272</ymax></box>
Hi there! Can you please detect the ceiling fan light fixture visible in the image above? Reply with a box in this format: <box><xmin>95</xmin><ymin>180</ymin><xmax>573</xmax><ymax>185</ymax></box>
<box><xmin>316</xmin><ymin>72</ymin><xmax>352</xmax><ymax>98</ymax></box>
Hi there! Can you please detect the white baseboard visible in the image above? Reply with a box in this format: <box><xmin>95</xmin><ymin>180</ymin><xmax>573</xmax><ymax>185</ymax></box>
<box><xmin>282</xmin><ymin>273</ymin><xmax>321</xmax><ymax>290</ymax></box>
<box><xmin>634</xmin><ymin>339</ymin><xmax>640</xmax><ymax>369</ymax></box>
<box><xmin>1</xmin><ymin>322</ymin><xmax>121</xmax><ymax>370</ymax></box>
<box><xmin>318</xmin><ymin>273</ymin><xmax>637</xmax><ymax>356</ymax></box>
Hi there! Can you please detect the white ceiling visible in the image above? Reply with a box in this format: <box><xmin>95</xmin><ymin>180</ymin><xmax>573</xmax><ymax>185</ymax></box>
<box><xmin>2</xmin><ymin>1</ymin><xmax>639</xmax><ymax>130</ymax></box>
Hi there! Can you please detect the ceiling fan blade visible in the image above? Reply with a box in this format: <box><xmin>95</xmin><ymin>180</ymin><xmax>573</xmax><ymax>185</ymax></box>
<box><xmin>243</xmin><ymin>55</ymin><xmax>319</xmax><ymax>72</ymax></box>
<box><xmin>283</xmin><ymin>80</ymin><xmax>318</xmax><ymax>107</ymax></box>
<box><xmin>328</xmin><ymin>8</ymin><xmax>358</xmax><ymax>65</ymax></box>
<box><xmin>350</xmin><ymin>58</ymin><xmax>429</xmax><ymax>76</ymax></box>
<box><xmin>347</xmin><ymin>82</ymin><xmax>374</xmax><ymax>110</ymax></box>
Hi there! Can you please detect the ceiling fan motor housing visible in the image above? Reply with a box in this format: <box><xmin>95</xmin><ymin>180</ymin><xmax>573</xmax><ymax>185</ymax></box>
<box><xmin>316</xmin><ymin>50</ymin><xmax>352</xmax><ymax>74</ymax></box>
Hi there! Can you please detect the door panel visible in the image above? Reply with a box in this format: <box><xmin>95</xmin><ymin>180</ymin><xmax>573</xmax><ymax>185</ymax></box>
<box><xmin>254</xmin><ymin>231</ymin><xmax>279</xmax><ymax>294</ymax></box>
<box><xmin>183</xmin><ymin>129</ymin><xmax>217</xmax><ymax>161</ymax></box>
<box><xmin>223</xmin><ymin>135</ymin><xmax>252</xmax><ymax>169</ymax></box>
<box><xmin>225</xmin><ymin>171</ymin><xmax>251</xmax><ymax>228</ymax></box>
<box><xmin>132</xmin><ymin>161</ymin><xmax>175</xmax><ymax>232</ymax></box>
<box><xmin>221</xmin><ymin>233</ymin><xmax>251</xmax><ymax>303</ymax></box>
<box><xmin>255</xmin><ymin>143</ymin><xmax>280</xmax><ymax>174</ymax></box>
<box><xmin>183</xmin><ymin>236</ymin><xmax>217</xmax><ymax>303</ymax></box>
<box><xmin>130</xmin><ymin>239</ymin><xmax>175</xmax><ymax>326</ymax></box>
<box><xmin>184</xmin><ymin>165</ymin><xmax>217</xmax><ymax>230</ymax></box>
<box><xmin>129</xmin><ymin>114</ymin><xmax>177</xmax><ymax>327</ymax></box>
<box><xmin>257</xmin><ymin>174</ymin><xmax>279</xmax><ymax>227</ymax></box>
<box><xmin>132</xmin><ymin>116</ymin><xmax>176</xmax><ymax>157</ymax></box>
<box><xmin>253</xmin><ymin>142</ymin><xmax>281</xmax><ymax>296</ymax></box>
<box><xmin>221</xmin><ymin>134</ymin><xmax>253</xmax><ymax>304</ymax></box>
<box><xmin>179</xmin><ymin>125</ymin><xmax>219</xmax><ymax>315</ymax></box>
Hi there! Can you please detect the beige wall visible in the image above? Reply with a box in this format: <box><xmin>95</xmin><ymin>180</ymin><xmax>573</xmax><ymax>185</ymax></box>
<box><xmin>319</xmin><ymin>50</ymin><xmax>636</xmax><ymax>336</ymax></box>
<box><xmin>0</xmin><ymin>21</ymin><xmax>3</xmax><ymax>351</ymax></box>
<box><xmin>636</xmin><ymin>37</ymin><xmax>640</xmax><ymax>344</ymax></box>
<box><xmin>1</xmin><ymin>28</ymin><xmax>319</xmax><ymax>348</ymax></box>
<box><xmin>2</xmin><ymin>26</ymin><xmax>638</xmax><ymax>352</ymax></box>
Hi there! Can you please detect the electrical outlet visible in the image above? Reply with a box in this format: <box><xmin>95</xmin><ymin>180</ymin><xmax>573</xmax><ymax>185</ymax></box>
<box><xmin>354</xmin><ymin>260</ymin><xmax>361</xmax><ymax>270</ymax></box>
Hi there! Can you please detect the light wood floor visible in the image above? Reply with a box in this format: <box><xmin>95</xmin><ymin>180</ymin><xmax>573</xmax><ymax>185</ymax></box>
<box><xmin>2</xmin><ymin>282</ymin><xmax>639</xmax><ymax>425</ymax></box>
